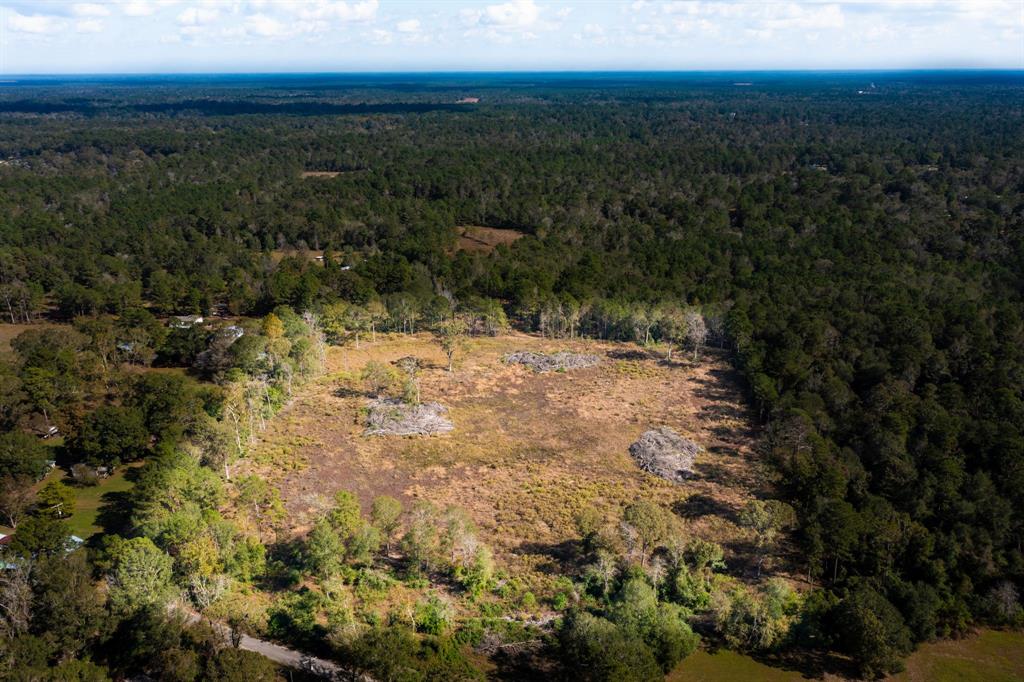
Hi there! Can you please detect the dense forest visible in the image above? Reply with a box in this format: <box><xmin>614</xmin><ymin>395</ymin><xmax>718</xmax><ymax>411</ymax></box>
<box><xmin>0</xmin><ymin>72</ymin><xmax>1022</xmax><ymax>680</ymax></box>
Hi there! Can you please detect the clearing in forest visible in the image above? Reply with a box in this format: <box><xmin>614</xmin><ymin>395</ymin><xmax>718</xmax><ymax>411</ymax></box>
<box><xmin>0</xmin><ymin>322</ymin><xmax>62</xmax><ymax>351</ymax></box>
<box><xmin>243</xmin><ymin>333</ymin><xmax>791</xmax><ymax>587</ymax></box>
<box><xmin>268</xmin><ymin>249</ymin><xmax>325</xmax><ymax>265</ymax></box>
<box><xmin>454</xmin><ymin>225</ymin><xmax>525</xmax><ymax>253</ymax></box>
<box><xmin>300</xmin><ymin>171</ymin><xmax>342</xmax><ymax>178</ymax></box>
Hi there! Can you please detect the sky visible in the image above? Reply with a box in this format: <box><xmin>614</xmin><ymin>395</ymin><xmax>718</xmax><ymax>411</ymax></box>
<box><xmin>0</xmin><ymin>0</ymin><xmax>1022</xmax><ymax>73</ymax></box>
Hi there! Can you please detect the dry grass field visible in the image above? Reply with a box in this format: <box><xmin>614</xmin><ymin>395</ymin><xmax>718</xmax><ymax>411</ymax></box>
<box><xmin>242</xmin><ymin>332</ymin><xmax>793</xmax><ymax>590</ymax></box>
<box><xmin>268</xmin><ymin>249</ymin><xmax>325</xmax><ymax>265</ymax></box>
<box><xmin>454</xmin><ymin>226</ymin><xmax>525</xmax><ymax>253</ymax></box>
<box><xmin>0</xmin><ymin>322</ymin><xmax>62</xmax><ymax>351</ymax></box>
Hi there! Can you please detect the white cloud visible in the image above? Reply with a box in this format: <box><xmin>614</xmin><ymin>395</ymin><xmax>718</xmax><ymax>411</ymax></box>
<box><xmin>72</xmin><ymin>3</ymin><xmax>111</xmax><ymax>17</ymax></box>
<box><xmin>4</xmin><ymin>0</ymin><xmax>1021</xmax><ymax>69</ymax></box>
<box><xmin>462</xmin><ymin>0</ymin><xmax>543</xmax><ymax>29</ymax></box>
<box><xmin>864</xmin><ymin>23</ymin><xmax>897</xmax><ymax>42</ymax></box>
<box><xmin>76</xmin><ymin>19</ymin><xmax>105</xmax><ymax>33</ymax></box>
<box><xmin>177</xmin><ymin>6</ymin><xmax>221</xmax><ymax>25</ymax></box>
<box><xmin>8</xmin><ymin>12</ymin><xmax>66</xmax><ymax>34</ymax></box>
<box><xmin>368</xmin><ymin>28</ymin><xmax>392</xmax><ymax>44</ymax></box>
<box><xmin>282</xmin><ymin>0</ymin><xmax>379</xmax><ymax>23</ymax></box>
<box><xmin>460</xmin><ymin>0</ymin><xmax>564</xmax><ymax>42</ymax></box>
<box><xmin>121</xmin><ymin>1</ymin><xmax>181</xmax><ymax>17</ymax></box>
<box><xmin>243</xmin><ymin>12</ymin><xmax>288</xmax><ymax>36</ymax></box>
<box><xmin>121</xmin><ymin>2</ymin><xmax>156</xmax><ymax>16</ymax></box>
<box><xmin>121</xmin><ymin>1</ymin><xmax>157</xmax><ymax>16</ymax></box>
<box><xmin>396</xmin><ymin>18</ymin><xmax>421</xmax><ymax>33</ymax></box>
<box><xmin>762</xmin><ymin>3</ymin><xmax>844</xmax><ymax>31</ymax></box>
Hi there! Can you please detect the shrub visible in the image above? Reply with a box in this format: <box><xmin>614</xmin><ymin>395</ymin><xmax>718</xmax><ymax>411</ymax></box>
<box><xmin>415</xmin><ymin>594</ymin><xmax>453</xmax><ymax>635</ymax></box>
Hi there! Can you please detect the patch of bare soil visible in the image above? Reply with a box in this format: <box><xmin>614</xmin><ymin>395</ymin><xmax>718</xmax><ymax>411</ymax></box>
<box><xmin>241</xmin><ymin>333</ymin><xmax>790</xmax><ymax>587</ymax></box>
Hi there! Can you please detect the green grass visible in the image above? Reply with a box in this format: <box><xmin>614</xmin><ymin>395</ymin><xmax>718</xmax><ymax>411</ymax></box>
<box><xmin>669</xmin><ymin>649</ymin><xmax>802</xmax><ymax>682</ymax></box>
<box><xmin>894</xmin><ymin>629</ymin><xmax>1024</xmax><ymax>682</ymax></box>
<box><xmin>669</xmin><ymin>630</ymin><xmax>1024</xmax><ymax>682</ymax></box>
<box><xmin>0</xmin><ymin>458</ymin><xmax>138</xmax><ymax>541</ymax></box>
<box><xmin>63</xmin><ymin>464</ymin><xmax>142</xmax><ymax>539</ymax></box>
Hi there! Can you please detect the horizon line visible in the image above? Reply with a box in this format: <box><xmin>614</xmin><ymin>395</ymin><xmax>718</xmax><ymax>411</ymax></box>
<box><xmin>4</xmin><ymin>67</ymin><xmax>1024</xmax><ymax>77</ymax></box>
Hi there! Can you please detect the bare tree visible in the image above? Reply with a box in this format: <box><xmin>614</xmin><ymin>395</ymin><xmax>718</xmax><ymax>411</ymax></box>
<box><xmin>189</xmin><ymin>573</ymin><xmax>231</xmax><ymax>612</ymax></box>
<box><xmin>302</xmin><ymin>311</ymin><xmax>328</xmax><ymax>368</ymax></box>
<box><xmin>986</xmin><ymin>581</ymin><xmax>1022</xmax><ymax>623</ymax></box>
<box><xmin>0</xmin><ymin>559</ymin><xmax>32</xmax><ymax>639</ymax></box>
<box><xmin>684</xmin><ymin>308</ymin><xmax>708</xmax><ymax>360</ymax></box>
<box><xmin>0</xmin><ymin>476</ymin><xmax>35</xmax><ymax>529</ymax></box>
<box><xmin>589</xmin><ymin>549</ymin><xmax>618</xmax><ymax>597</ymax></box>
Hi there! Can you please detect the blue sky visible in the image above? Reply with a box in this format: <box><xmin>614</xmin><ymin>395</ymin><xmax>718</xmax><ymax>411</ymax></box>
<box><xmin>1</xmin><ymin>1</ymin><xmax>1021</xmax><ymax>73</ymax></box>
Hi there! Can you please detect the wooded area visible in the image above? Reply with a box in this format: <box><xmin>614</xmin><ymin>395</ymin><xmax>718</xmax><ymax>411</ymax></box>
<box><xmin>0</xmin><ymin>72</ymin><xmax>1022</xmax><ymax>680</ymax></box>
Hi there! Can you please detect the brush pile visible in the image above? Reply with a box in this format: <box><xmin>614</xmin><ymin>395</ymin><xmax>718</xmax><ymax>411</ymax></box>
<box><xmin>365</xmin><ymin>398</ymin><xmax>454</xmax><ymax>436</ymax></box>
<box><xmin>503</xmin><ymin>351</ymin><xmax>600</xmax><ymax>372</ymax></box>
<box><xmin>628</xmin><ymin>427</ymin><xmax>700</xmax><ymax>482</ymax></box>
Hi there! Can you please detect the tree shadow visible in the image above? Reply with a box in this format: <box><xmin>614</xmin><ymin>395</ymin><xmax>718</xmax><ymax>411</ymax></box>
<box><xmin>692</xmin><ymin>461</ymin><xmax>747</xmax><ymax>488</ymax></box>
<box><xmin>698</xmin><ymin>633</ymin><xmax>855</xmax><ymax>680</ymax></box>
<box><xmin>513</xmin><ymin>539</ymin><xmax>582</xmax><ymax>574</ymax></box>
<box><xmin>606</xmin><ymin>348</ymin><xmax>653</xmax><ymax>361</ymax></box>
<box><xmin>333</xmin><ymin>386</ymin><xmax>369</xmax><ymax>399</ymax></box>
<box><xmin>672</xmin><ymin>493</ymin><xmax>737</xmax><ymax>523</ymax></box>
<box><xmin>93</xmin><ymin>490</ymin><xmax>135</xmax><ymax>537</ymax></box>
<box><xmin>700</xmin><ymin>401</ymin><xmax>748</xmax><ymax>422</ymax></box>
<box><xmin>488</xmin><ymin>645</ymin><xmax>553</xmax><ymax>681</ymax></box>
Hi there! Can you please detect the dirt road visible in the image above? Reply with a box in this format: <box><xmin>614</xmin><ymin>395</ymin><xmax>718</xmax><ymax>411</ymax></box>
<box><xmin>179</xmin><ymin>605</ymin><xmax>346</xmax><ymax>679</ymax></box>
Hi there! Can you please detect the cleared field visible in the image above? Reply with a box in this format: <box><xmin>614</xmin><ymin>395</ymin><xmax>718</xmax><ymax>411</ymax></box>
<box><xmin>669</xmin><ymin>648</ymin><xmax>803</xmax><ymax>681</ymax></box>
<box><xmin>0</xmin><ymin>459</ymin><xmax>139</xmax><ymax>539</ymax></box>
<box><xmin>670</xmin><ymin>629</ymin><xmax>1024</xmax><ymax>681</ymax></box>
<box><xmin>242</xmin><ymin>333</ymin><xmax>790</xmax><ymax>586</ymax></box>
<box><xmin>63</xmin><ymin>463</ymin><xmax>141</xmax><ymax>538</ymax></box>
<box><xmin>892</xmin><ymin>629</ymin><xmax>1024</xmax><ymax>682</ymax></box>
<box><xmin>454</xmin><ymin>225</ymin><xmax>525</xmax><ymax>253</ymax></box>
<box><xmin>0</xmin><ymin>322</ymin><xmax>62</xmax><ymax>351</ymax></box>
<box><xmin>269</xmin><ymin>249</ymin><xmax>325</xmax><ymax>265</ymax></box>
